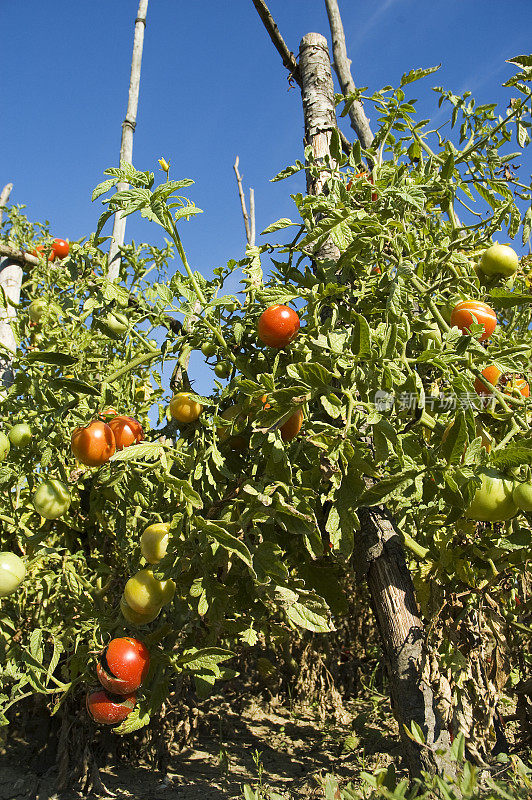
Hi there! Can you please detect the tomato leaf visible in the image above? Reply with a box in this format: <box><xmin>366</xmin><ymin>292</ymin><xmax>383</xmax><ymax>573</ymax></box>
<box><xmin>25</xmin><ymin>351</ymin><xmax>78</xmax><ymax>366</ymax></box>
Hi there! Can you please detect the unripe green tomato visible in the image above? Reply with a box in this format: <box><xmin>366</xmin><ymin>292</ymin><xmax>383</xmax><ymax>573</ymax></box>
<box><xmin>141</xmin><ymin>523</ymin><xmax>170</xmax><ymax>564</ymax></box>
<box><xmin>120</xmin><ymin>595</ymin><xmax>161</xmax><ymax>626</ymax></box>
<box><xmin>124</xmin><ymin>569</ymin><xmax>175</xmax><ymax>614</ymax></box>
<box><xmin>8</xmin><ymin>423</ymin><xmax>32</xmax><ymax>447</ymax></box>
<box><xmin>0</xmin><ymin>552</ymin><xmax>26</xmax><ymax>597</ymax></box>
<box><xmin>201</xmin><ymin>342</ymin><xmax>217</xmax><ymax>358</ymax></box>
<box><xmin>148</xmin><ymin>339</ymin><xmax>158</xmax><ymax>349</ymax></box>
<box><xmin>28</xmin><ymin>298</ymin><xmax>48</xmax><ymax>323</ymax></box>
<box><xmin>466</xmin><ymin>469</ymin><xmax>517</xmax><ymax>522</ymax></box>
<box><xmin>480</xmin><ymin>244</ymin><xmax>519</xmax><ymax>278</ymax></box>
<box><xmin>214</xmin><ymin>361</ymin><xmax>230</xmax><ymax>379</ymax></box>
<box><xmin>0</xmin><ymin>433</ymin><xmax>10</xmax><ymax>461</ymax></box>
<box><xmin>512</xmin><ymin>481</ymin><xmax>532</xmax><ymax>513</ymax></box>
<box><xmin>420</xmin><ymin>322</ymin><xmax>442</xmax><ymax>350</ymax></box>
<box><xmin>105</xmin><ymin>312</ymin><xmax>128</xmax><ymax>335</ymax></box>
<box><xmin>33</xmin><ymin>479</ymin><xmax>71</xmax><ymax>520</ymax></box>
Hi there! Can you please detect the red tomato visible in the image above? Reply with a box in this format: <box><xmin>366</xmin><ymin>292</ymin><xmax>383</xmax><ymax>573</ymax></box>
<box><xmin>474</xmin><ymin>365</ymin><xmax>502</xmax><ymax>396</ymax></box>
<box><xmin>97</xmin><ymin>637</ymin><xmax>150</xmax><ymax>695</ymax></box>
<box><xmin>71</xmin><ymin>420</ymin><xmax>116</xmax><ymax>466</ymax></box>
<box><xmin>108</xmin><ymin>416</ymin><xmax>144</xmax><ymax>450</ymax></box>
<box><xmin>450</xmin><ymin>301</ymin><xmax>497</xmax><ymax>341</ymax></box>
<box><xmin>86</xmin><ymin>689</ymin><xmax>136</xmax><ymax>725</ymax></box>
<box><xmin>31</xmin><ymin>244</ymin><xmax>55</xmax><ymax>262</ymax></box>
<box><xmin>257</xmin><ymin>305</ymin><xmax>300</xmax><ymax>348</ymax></box>
<box><xmin>51</xmin><ymin>238</ymin><xmax>69</xmax><ymax>260</ymax></box>
<box><xmin>98</xmin><ymin>407</ymin><xmax>118</xmax><ymax>419</ymax></box>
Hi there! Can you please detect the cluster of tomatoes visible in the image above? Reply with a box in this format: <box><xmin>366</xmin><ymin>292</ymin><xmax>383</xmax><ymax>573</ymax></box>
<box><xmin>86</xmin><ymin>636</ymin><xmax>150</xmax><ymax>725</ymax></box>
<box><xmin>121</xmin><ymin>522</ymin><xmax>175</xmax><ymax>625</ymax></box>
<box><xmin>31</xmin><ymin>237</ymin><xmax>70</xmax><ymax>263</ymax></box>
<box><xmin>443</xmin><ymin>244</ymin><xmax>532</xmax><ymax>522</ymax></box>
<box><xmin>71</xmin><ymin>414</ymin><xmax>144</xmax><ymax>467</ymax></box>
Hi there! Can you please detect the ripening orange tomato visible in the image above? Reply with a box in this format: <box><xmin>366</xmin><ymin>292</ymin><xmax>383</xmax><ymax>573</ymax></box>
<box><xmin>450</xmin><ymin>300</ymin><xmax>497</xmax><ymax>341</ymax></box>
<box><xmin>108</xmin><ymin>416</ymin><xmax>144</xmax><ymax>450</ymax></box>
<box><xmin>505</xmin><ymin>376</ymin><xmax>530</xmax><ymax>398</ymax></box>
<box><xmin>474</xmin><ymin>365</ymin><xmax>502</xmax><ymax>396</ymax></box>
<box><xmin>32</xmin><ymin>244</ymin><xmax>55</xmax><ymax>262</ymax></box>
<box><xmin>71</xmin><ymin>420</ymin><xmax>116</xmax><ymax>466</ymax></box>
<box><xmin>260</xmin><ymin>396</ymin><xmax>303</xmax><ymax>442</ymax></box>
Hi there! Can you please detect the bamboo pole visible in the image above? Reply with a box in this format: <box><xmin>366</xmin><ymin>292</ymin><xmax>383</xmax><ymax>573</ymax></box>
<box><xmin>108</xmin><ymin>0</ymin><xmax>149</xmax><ymax>282</ymax></box>
<box><xmin>297</xmin><ymin>32</ymin><xmax>453</xmax><ymax>779</ymax></box>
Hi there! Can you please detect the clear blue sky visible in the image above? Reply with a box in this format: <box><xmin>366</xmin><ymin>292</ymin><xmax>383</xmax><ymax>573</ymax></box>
<box><xmin>2</xmin><ymin>0</ymin><xmax>532</xmax><ymax>395</ymax></box>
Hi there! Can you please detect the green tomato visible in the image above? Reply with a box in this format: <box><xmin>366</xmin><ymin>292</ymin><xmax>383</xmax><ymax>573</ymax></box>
<box><xmin>8</xmin><ymin>423</ymin><xmax>32</xmax><ymax>448</ymax></box>
<box><xmin>28</xmin><ymin>298</ymin><xmax>48</xmax><ymax>323</ymax></box>
<box><xmin>124</xmin><ymin>569</ymin><xmax>176</xmax><ymax>614</ymax></box>
<box><xmin>420</xmin><ymin>321</ymin><xmax>442</xmax><ymax>350</ymax></box>
<box><xmin>512</xmin><ymin>481</ymin><xmax>532</xmax><ymax>513</ymax></box>
<box><xmin>120</xmin><ymin>595</ymin><xmax>161</xmax><ymax>626</ymax></box>
<box><xmin>33</xmin><ymin>479</ymin><xmax>71</xmax><ymax>520</ymax></box>
<box><xmin>479</xmin><ymin>244</ymin><xmax>519</xmax><ymax>278</ymax></box>
<box><xmin>466</xmin><ymin>468</ymin><xmax>517</xmax><ymax>522</ymax></box>
<box><xmin>0</xmin><ymin>552</ymin><xmax>26</xmax><ymax>597</ymax></box>
<box><xmin>140</xmin><ymin>522</ymin><xmax>170</xmax><ymax>564</ymax></box>
<box><xmin>0</xmin><ymin>433</ymin><xmax>10</xmax><ymax>461</ymax></box>
<box><xmin>214</xmin><ymin>361</ymin><xmax>231</xmax><ymax>379</ymax></box>
<box><xmin>201</xmin><ymin>342</ymin><xmax>217</xmax><ymax>358</ymax></box>
<box><xmin>105</xmin><ymin>312</ymin><xmax>129</xmax><ymax>335</ymax></box>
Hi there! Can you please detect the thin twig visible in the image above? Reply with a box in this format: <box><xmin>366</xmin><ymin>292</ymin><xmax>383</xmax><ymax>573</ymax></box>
<box><xmin>249</xmin><ymin>188</ymin><xmax>256</xmax><ymax>246</ymax></box>
<box><xmin>233</xmin><ymin>156</ymin><xmax>252</xmax><ymax>244</ymax></box>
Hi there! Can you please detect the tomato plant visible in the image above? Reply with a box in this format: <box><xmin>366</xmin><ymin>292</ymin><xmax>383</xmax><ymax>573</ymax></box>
<box><xmin>108</xmin><ymin>416</ymin><xmax>143</xmax><ymax>450</ymax></box>
<box><xmin>71</xmin><ymin>420</ymin><xmax>116</xmax><ymax>466</ymax></box>
<box><xmin>257</xmin><ymin>305</ymin><xmax>300</xmax><ymax>348</ymax></box>
<box><xmin>0</xmin><ymin>552</ymin><xmax>25</xmax><ymax>597</ymax></box>
<box><xmin>86</xmin><ymin>689</ymin><xmax>136</xmax><ymax>725</ymax></box>
<box><xmin>33</xmin><ymin>479</ymin><xmax>71</xmax><ymax>520</ymax></box>
<box><xmin>450</xmin><ymin>301</ymin><xmax>497</xmax><ymax>341</ymax></box>
<box><xmin>169</xmin><ymin>392</ymin><xmax>202</xmax><ymax>423</ymax></box>
<box><xmin>97</xmin><ymin>637</ymin><xmax>150</xmax><ymax>694</ymax></box>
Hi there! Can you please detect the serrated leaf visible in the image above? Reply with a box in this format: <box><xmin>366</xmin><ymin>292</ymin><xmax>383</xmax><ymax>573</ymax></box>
<box><xmin>400</xmin><ymin>65</ymin><xmax>441</xmax><ymax>86</ymax></box>
<box><xmin>285</xmin><ymin>597</ymin><xmax>334</xmax><ymax>633</ymax></box>
<box><xmin>356</xmin><ymin>471</ymin><xmax>418</xmax><ymax>507</ymax></box>
<box><xmin>196</xmin><ymin>519</ymin><xmax>253</xmax><ymax>571</ymax></box>
<box><xmin>286</xmin><ymin>363</ymin><xmax>333</xmax><ymax>390</ymax></box>
<box><xmin>109</xmin><ymin>442</ymin><xmax>164</xmax><ymax>462</ymax></box>
<box><xmin>177</xmin><ymin>647</ymin><xmax>234</xmax><ymax>672</ymax></box>
<box><xmin>113</xmin><ymin>707</ymin><xmax>151</xmax><ymax>735</ymax></box>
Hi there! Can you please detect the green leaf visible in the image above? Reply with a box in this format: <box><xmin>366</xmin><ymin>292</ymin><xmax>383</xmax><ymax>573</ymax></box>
<box><xmin>270</xmin><ymin>161</ymin><xmax>305</xmax><ymax>182</ymax></box>
<box><xmin>352</xmin><ymin>314</ymin><xmax>372</xmax><ymax>358</ymax></box>
<box><xmin>196</xmin><ymin>519</ymin><xmax>253</xmax><ymax>571</ymax></box>
<box><xmin>285</xmin><ymin>594</ymin><xmax>334</xmax><ymax>633</ymax></box>
<box><xmin>25</xmin><ymin>351</ymin><xmax>78</xmax><ymax>366</ymax></box>
<box><xmin>286</xmin><ymin>362</ymin><xmax>333</xmax><ymax>390</ymax></box>
<box><xmin>356</xmin><ymin>471</ymin><xmax>419</xmax><ymax>507</ymax></box>
<box><xmin>113</xmin><ymin>707</ymin><xmax>151</xmax><ymax>735</ymax></box>
<box><xmin>177</xmin><ymin>647</ymin><xmax>234</xmax><ymax>672</ymax></box>
<box><xmin>261</xmin><ymin>218</ymin><xmax>298</xmax><ymax>235</ymax></box>
<box><xmin>400</xmin><ymin>65</ymin><xmax>441</xmax><ymax>86</ymax></box>
<box><xmin>109</xmin><ymin>442</ymin><xmax>164</xmax><ymax>462</ymax></box>
<box><xmin>49</xmin><ymin>377</ymin><xmax>101</xmax><ymax>397</ymax></box>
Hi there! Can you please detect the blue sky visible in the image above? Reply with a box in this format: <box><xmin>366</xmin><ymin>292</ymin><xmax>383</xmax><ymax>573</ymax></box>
<box><xmin>2</xmin><ymin>0</ymin><xmax>532</xmax><ymax>396</ymax></box>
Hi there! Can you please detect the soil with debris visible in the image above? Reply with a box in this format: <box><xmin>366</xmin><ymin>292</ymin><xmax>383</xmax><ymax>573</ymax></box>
<box><xmin>0</xmin><ymin>692</ymin><xmax>401</xmax><ymax>800</ymax></box>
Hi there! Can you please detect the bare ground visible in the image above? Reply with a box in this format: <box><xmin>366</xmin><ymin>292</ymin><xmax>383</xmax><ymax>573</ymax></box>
<box><xmin>0</xmin><ymin>692</ymin><xmax>402</xmax><ymax>800</ymax></box>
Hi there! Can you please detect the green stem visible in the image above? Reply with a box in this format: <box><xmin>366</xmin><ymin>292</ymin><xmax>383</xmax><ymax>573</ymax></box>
<box><xmin>106</xmin><ymin>351</ymin><xmax>160</xmax><ymax>383</ymax></box>
<box><xmin>402</xmin><ymin>530</ymin><xmax>429</xmax><ymax>560</ymax></box>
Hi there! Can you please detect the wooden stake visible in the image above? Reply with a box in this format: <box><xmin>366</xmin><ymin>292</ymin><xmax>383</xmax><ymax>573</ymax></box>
<box><xmin>108</xmin><ymin>0</ymin><xmax>149</xmax><ymax>282</ymax></box>
<box><xmin>0</xmin><ymin>183</ymin><xmax>13</xmax><ymax>226</ymax></box>
<box><xmin>233</xmin><ymin>157</ymin><xmax>255</xmax><ymax>246</ymax></box>
<box><xmin>298</xmin><ymin>32</ymin><xmax>453</xmax><ymax>778</ymax></box>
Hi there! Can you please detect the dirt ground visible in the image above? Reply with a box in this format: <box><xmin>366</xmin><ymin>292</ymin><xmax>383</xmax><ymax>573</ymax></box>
<box><xmin>0</xmin><ymin>693</ymin><xmax>401</xmax><ymax>800</ymax></box>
